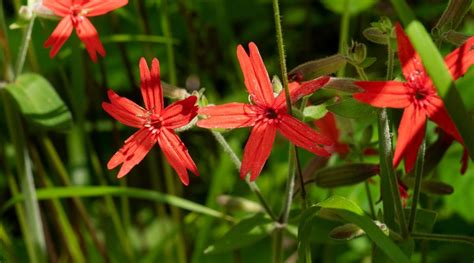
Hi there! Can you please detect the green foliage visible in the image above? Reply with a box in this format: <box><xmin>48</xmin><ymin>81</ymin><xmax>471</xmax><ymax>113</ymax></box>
<box><xmin>327</xmin><ymin>98</ymin><xmax>378</xmax><ymax>119</ymax></box>
<box><xmin>4</xmin><ymin>73</ymin><xmax>72</xmax><ymax>131</ymax></box>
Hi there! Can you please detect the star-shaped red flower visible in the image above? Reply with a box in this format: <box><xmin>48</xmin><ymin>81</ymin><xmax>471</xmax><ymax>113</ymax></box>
<box><xmin>102</xmin><ymin>58</ymin><xmax>199</xmax><ymax>185</ymax></box>
<box><xmin>197</xmin><ymin>42</ymin><xmax>333</xmax><ymax>181</ymax></box>
<box><xmin>43</xmin><ymin>0</ymin><xmax>128</xmax><ymax>62</ymax></box>
<box><xmin>354</xmin><ymin>23</ymin><xmax>473</xmax><ymax>173</ymax></box>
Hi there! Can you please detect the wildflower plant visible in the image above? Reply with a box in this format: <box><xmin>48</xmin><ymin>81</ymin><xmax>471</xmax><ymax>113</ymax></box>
<box><xmin>0</xmin><ymin>0</ymin><xmax>473</xmax><ymax>262</ymax></box>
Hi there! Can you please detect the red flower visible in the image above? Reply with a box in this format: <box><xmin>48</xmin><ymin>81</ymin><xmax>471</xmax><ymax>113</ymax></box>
<box><xmin>102</xmin><ymin>58</ymin><xmax>199</xmax><ymax>185</ymax></box>
<box><xmin>43</xmin><ymin>0</ymin><xmax>128</xmax><ymax>62</ymax></box>
<box><xmin>197</xmin><ymin>42</ymin><xmax>333</xmax><ymax>181</ymax></box>
<box><xmin>354</xmin><ymin>23</ymin><xmax>474</xmax><ymax>173</ymax></box>
<box><xmin>314</xmin><ymin>112</ymin><xmax>349</xmax><ymax>156</ymax></box>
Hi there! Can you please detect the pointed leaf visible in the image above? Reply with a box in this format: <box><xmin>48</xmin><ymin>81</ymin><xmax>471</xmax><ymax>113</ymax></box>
<box><xmin>5</xmin><ymin>73</ymin><xmax>72</xmax><ymax>131</ymax></box>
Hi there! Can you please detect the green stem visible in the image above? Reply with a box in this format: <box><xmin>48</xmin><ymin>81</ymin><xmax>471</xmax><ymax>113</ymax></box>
<box><xmin>411</xmin><ymin>233</ymin><xmax>474</xmax><ymax>246</ymax></box>
<box><xmin>1</xmin><ymin>143</ymin><xmax>36</xmax><ymax>262</ymax></box>
<box><xmin>386</xmin><ymin>33</ymin><xmax>395</xmax><ymax>81</ymax></box>
<box><xmin>0</xmin><ymin>0</ymin><xmax>13</xmax><ymax>81</ymax></box>
<box><xmin>210</xmin><ymin>131</ymin><xmax>277</xmax><ymax>221</ymax></box>
<box><xmin>365</xmin><ymin>181</ymin><xmax>376</xmax><ymax>218</ymax></box>
<box><xmin>377</xmin><ymin>109</ymin><xmax>409</xmax><ymax>239</ymax></box>
<box><xmin>162</xmin><ymin>161</ymin><xmax>187</xmax><ymax>263</ymax></box>
<box><xmin>161</xmin><ymin>0</ymin><xmax>177</xmax><ymax>85</ymax></box>
<box><xmin>337</xmin><ymin>0</ymin><xmax>350</xmax><ymax>77</ymax></box>
<box><xmin>1</xmin><ymin>92</ymin><xmax>46</xmax><ymax>262</ymax></box>
<box><xmin>15</xmin><ymin>16</ymin><xmax>35</xmax><ymax>78</ymax></box>
<box><xmin>408</xmin><ymin>136</ymin><xmax>426</xmax><ymax>233</ymax></box>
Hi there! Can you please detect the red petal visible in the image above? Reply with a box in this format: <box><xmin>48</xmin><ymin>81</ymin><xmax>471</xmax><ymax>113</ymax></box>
<box><xmin>395</xmin><ymin>23</ymin><xmax>429</xmax><ymax>85</ymax></box>
<box><xmin>162</xmin><ymin>96</ymin><xmax>198</xmax><ymax>129</ymax></box>
<box><xmin>44</xmin><ymin>16</ymin><xmax>74</xmax><ymax>58</ymax></box>
<box><xmin>106</xmin><ymin>89</ymin><xmax>145</xmax><ymax>116</ymax></box>
<box><xmin>102</xmin><ymin>102</ymin><xmax>144</xmax><ymax>128</ymax></box>
<box><xmin>314</xmin><ymin>112</ymin><xmax>339</xmax><ymax>142</ymax></box>
<box><xmin>43</xmin><ymin>0</ymin><xmax>71</xmax><ymax>16</ymax></box>
<box><xmin>354</xmin><ymin>81</ymin><xmax>411</xmax><ymax>108</ymax></box>
<box><xmin>237</xmin><ymin>43</ymin><xmax>274</xmax><ymax>106</ymax></box>
<box><xmin>75</xmin><ymin>17</ymin><xmax>105</xmax><ymax>62</ymax></box>
<box><xmin>157</xmin><ymin>128</ymin><xmax>199</xmax><ymax>186</ymax></box>
<box><xmin>278</xmin><ymin>113</ymin><xmax>332</xmax><ymax>156</ymax></box>
<box><xmin>82</xmin><ymin>0</ymin><xmax>128</xmax><ymax>16</ymax></box>
<box><xmin>273</xmin><ymin>77</ymin><xmax>330</xmax><ymax>109</ymax></box>
<box><xmin>425</xmin><ymin>96</ymin><xmax>462</xmax><ymax>143</ymax></box>
<box><xmin>444</xmin><ymin>36</ymin><xmax>474</xmax><ymax>80</ymax></box>
<box><xmin>139</xmin><ymin>58</ymin><xmax>163</xmax><ymax>113</ymax></box>
<box><xmin>393</xmin><ymin>105</ymin><xmax>426</xmax><ymax>172</ymax></box>
<box><xmin>240</xmin><ymin>121</ymin><xmax>277</xmax><ymax>181</ymax></box>
<box><xmin>108</xmin><ymin>128</ymin><xmax>156</xmax><ymax>178</ymax></box>
<box><xmin>197</xmin><ymin>103</ymin><xmax>259</xmax><ymax>129</ymax></box>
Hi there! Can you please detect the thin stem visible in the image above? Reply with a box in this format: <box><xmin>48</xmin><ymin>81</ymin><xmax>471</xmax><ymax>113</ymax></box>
<box><xmin>408</xmin><ymin>136</ymin><xmax>426</xmax><ymax>233</ymax></box>
<box><xmin>0</xmin><ymin>0</ymin><xmax>14</xmax><ymax>81</ymax></box>
<box><xmin>386</xmin><ymin>33</ymin><xmax>395</xmax><ymax>81</ymax></box>
<box><xmin>161</xmin><ymin>0</ymin><xmax>178</xmax><ymax>85</ymax></box>
<box><xmin>211</xmin><ymin>131</ymin><xmax>277</xmax><ymax>221</ymax></box>
<box><xmin>365</xmin><ymin>181</ymin><xmax>376</xmax><ymax>218</ymax></box>
<box><xmin>1</xmin><ymin>92</ymin><xmax>46</xmax><ymax>262</ymax></box>
<box><xmin>15</xmin><ymin>16</ymin><xmax>35</xmax><ymax>78</ymax></box>
<box><xmin>337</xmin><ymin>0</ymin><xmax>350</xmax><ymax>77</ymax></box>
<box><xmin>411</xmin><ymin>233</ymin><xmax>474</xmax><ymax>246</ymax></box>
<box><xmin>1</xmin><ymin>142</ymin><xmax>37</xmax><ymax>263</ymax></box>
<box><xmin>162</xmin><ymin>161</ymin><xmax>187</xmax><ymax>263</ymax></box>
<box><xmin>272</xmin><ymin>0</ymin><xmax>291</xmax><ymax>114</ymax></box>
<box><xmin>378</xmin><ymin>109</ymin><xmax>409</xmax><ymax>239</ymax></box>
<box><xmin>272</xmin><ymin>227</ymin><xmax>283</xmax><ymax>263</ymax></box>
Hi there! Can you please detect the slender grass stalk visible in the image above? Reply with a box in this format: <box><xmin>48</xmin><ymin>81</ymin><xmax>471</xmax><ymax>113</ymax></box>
<box><xmin>38</xmin><ymin>136</ymin><xmax>111</xmax><ymax>260</ymax></box>
<box><xmin>211</xmin><ymin>131</ymin><xmax>277</xmax><ymax>221</ymax></box>
<box><xmin>161</xmin><ymin>162</ymin><xmax>187</xmax><ymax>263</ymax></box>
<box><xmin>87</xmin><ymin>137</ymin><xmax>135</xmax><ymax>260</ymax></box>
<box><xmin>1</xmin><ymin>93</ymin><xmax>46</xmax><ymax>262</ymax></box>
<box><xmin>1</xmin><ymin>141</ymin><xmax>37</xmax><ymax>262</ymax></box>
<box><xmin>29</xmin><ymin>144</ymin><xmax>85</xmax><ymax>263</ymax></box>
<box><xmin>15</xmin><ymin>16</ymin><xmax>35</xmax><ymax>78</ymax></box>
<box><xmin>408</xmin><ymin>137</ymin><xmax>426</xmax><ymax>233</ymax></box>
<box><xmin>0</xmin><ymin>0</ymin><xmax>14</xmax><ymax>81</ymax></box>
<box><xmin>411</xmin><ymin>233</ymin><xmax>474</xmax><ymax>246</ymax></box>
<box><xmin>161</xmin><ymin>0</ymin><xmax>178</xmax><ymax>85</ymax></box>
<box><xmin>337</xmin><ymin>0</ymin><xmax>350</xmax><ymax>77</ymax></box>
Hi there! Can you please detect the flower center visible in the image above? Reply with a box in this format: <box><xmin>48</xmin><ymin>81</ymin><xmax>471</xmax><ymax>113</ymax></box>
<box><xmin>414</xmin><ymin>90</ymin><xmax>427</xmax><ymax>100</ymax></box>
<box><xmin>70</xmin><ymin>5</ymin><xmax>87</xmax><ymax>16</ymax></box>
<box><xmin>264</xmin><ymin>108</ymin><xmax>278</xmax><ymax>119</ymax></box>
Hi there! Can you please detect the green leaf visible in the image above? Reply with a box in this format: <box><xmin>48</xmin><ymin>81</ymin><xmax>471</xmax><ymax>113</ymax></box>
<box><xmin>403</xmin><ymin>208</ymin><xmax>437</xmax><ymax>233</ymax></box>
<box><xmin>316</xmin><ymin>195</ymin><xmax>364</xmax><ymax>217</ymax></box>
<box><xmin>204</xmin><ymin>214</ymin><xmax>274</xmax><ymax>254</ymax></box>
<box><xmin>2</xmin><ymin>186</ymin><xmax>232</xmax><ymax>221</ymax></box>
<box><xmin>432</xmin><ymin>0</ymin><xmax>472</xmax><ymax>39</ymax></box>
<box><xmin>327</xmin><ymin>209</ymin><xmax>410</xmax><ymax>263</ymax></box>
<box><xmin>303</xmin><ymin>105</ymin><xmax>328</xmax><ymax>121</ymax></box>
<box><xmin>326</xmin><ymin>98</ymin><xmax>378</xmax><ymax>119</ymax></box>
<box><xmin>321</xmin><ymin>0</ymin><xmax>377</xmax><ymax>15</ymax></box>
<box><xmin>5</xmin><ymin>73</ymin><xmax>72</xmax><ymax>131</ymax></box>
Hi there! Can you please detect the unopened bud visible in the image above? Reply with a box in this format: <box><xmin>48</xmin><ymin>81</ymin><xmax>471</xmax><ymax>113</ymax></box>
<box><xmin>288</xmin><ymin>54</ymin><xmax>347</xmax><ymax>81</ymax></box>
<box><xmin>272</xmin><ymin>75</ymin><xmax>283</xmax><ymax>94</ymax></box>
<box><xmin>403</xmin><ymin>177</ymin><xmax>454</xmax><ymax>195</ymax></box>
<box><xmin>216</xmin><ymin>195</ymin><xmax>263</xmax><ymax>213</ymax></box>
<box><xmin>314</xmin><ymin>163</ymin><xmax>379</xmax><ymax>188</ymax></box>
<box><xmin>329</xmin><ymin>223</ymin><xmax>364</xmax><ymax>240</ymax></box>
<box><xmin>347</xmin><ymin>41</ymin><xmax>367</xmax><ymax>65</ymax></box>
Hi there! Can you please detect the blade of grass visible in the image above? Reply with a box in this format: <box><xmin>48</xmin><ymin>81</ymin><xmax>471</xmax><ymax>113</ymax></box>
<box><xmin>3</xmin><ymin>186</ymin><xmax>234</xmax><ymax>222</ymax></box>
<box><xmin>1</xmin><ymin>92</ymin><xmax>46</xmax><ymax>263</ymax></box>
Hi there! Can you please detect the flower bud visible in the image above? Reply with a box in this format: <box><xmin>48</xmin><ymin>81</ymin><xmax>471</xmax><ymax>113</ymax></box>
<box><xmin>216</xmin><ymin>195</ymin><xmax>263</xmax><ymax>213</ymax></box>
<box><xmin>314</xmin><ymin>163</ymin><xmax>379</xmax><ymax>188</ymax></box>
<box><xmin>288</xmin><ymin>54</ymin><xmax>347</xmax><ymax>81</ymax></box>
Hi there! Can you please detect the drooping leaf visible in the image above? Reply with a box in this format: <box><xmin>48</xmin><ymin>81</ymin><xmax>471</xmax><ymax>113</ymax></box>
<box><xmin>303</xmin><ymin>105</ymin><xmax>328</xmax><ymax>121</ymax></box>
<box><xmin>403</xmin><ymin>208</ymin><xmax>437</xmax><ymax>233</ymax></box>
<box><xmin>327</xmin><ymin>98</ymin><xmax>378</xmax><ymax>119</ymax></box>
<box><xmin>5</xmin><ymin>73</ymin><xmax>73</xmax><ymax>131</ymax></box>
